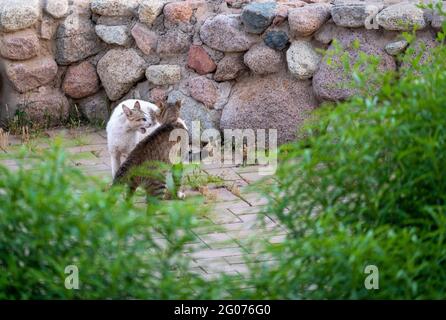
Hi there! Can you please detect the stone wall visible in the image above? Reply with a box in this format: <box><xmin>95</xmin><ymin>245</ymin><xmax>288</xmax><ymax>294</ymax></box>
<box><xmin>0</xmin><ymin>0</ymin><xmax>443</xmax><ymax>144</ymax></box>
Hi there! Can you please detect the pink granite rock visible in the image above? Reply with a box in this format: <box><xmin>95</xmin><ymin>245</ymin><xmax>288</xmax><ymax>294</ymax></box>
<box><xmin>163</xmin><ymin>1</ymin><xmax>193</xmax><ymax>24</ymax></box>
<box><xmin>187</xmin><ymin>45</ymin><xmax>217</xmax><ymax>75</ymax></box>
<box><xmin>244</xmin><ymin>43</ymin><xmax>283</xmax><ymax>74</ymax></box>
<box><xmin>288</xmin><ymin>3</ymin><xmax>332</xmax><ymax>37</ymax></box>
<box><xmin>214</xmin><ymin>53</ymin><xmax>247</xmax><ymax>81</ymax></box>
<box><xmin>221</xmin><ymin>69</ymin><xmax>318</xmax><ymax>145</ymax></box>
<box><xmin>62</xmin><ymin>61</ymin><xmax>100</xmax><ymax>99</ymax></box>
<box><xmin>131</xmin><ymin>22</ymin><xmax>158</xmax><ymax>55</ymax></box>
<box><xmin>5</xmin><ymin>56</ymin><xmax>58</xmax><ymax>93</ymax></box>
<box><xmin>188</xmin><ymin>76</ymin><xmax>219</xmax><ymax>108</ymax></box>
<box><xmin>0</xmin><ymin>29</ymin><xmax>40</xmax><ymax>60</ymax></box>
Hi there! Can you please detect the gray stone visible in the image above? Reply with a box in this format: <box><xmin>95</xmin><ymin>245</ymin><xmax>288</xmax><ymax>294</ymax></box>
<box><xmin>95</xmin><ymin>25</ymin><xmax>131</xmax><ymax>46</ymax></box>
<box><xmin>91</xmin><ymin>0</ymin><xmax>140</xmax><ymax>16</ymax></box>
<box><xmin>56</xmin><ymin>14</ymin><xmax>104</xmax><ymax>65</ymax></box>
<box><xmin>214</xmin><ymin>82</ymin><xmax>232</xmax><ymax>110</ymax></box>
<box><xmin>168</xmin><ymin>90</ymin><xmax>221</xmax><ymax>133</ymax></box>
<box><xmin>376</xmin><ymin>3</ymin><xmax>426</xmax><ymax>31</ymax></box>
<box><xmin>384</xmin><ymin>39</ymin><xmax>408</xmax><ymax>55</ymax></box>
<box><xmin>244</xmin><ymin>43</ymin><xmax>283</xmax><ymax>74</ymax></box>
<box><xmin>331</xmin><ymin>1</ymin><xmax>368</xmax><ymax>28</ymax></box>
<box><xmin>263</xmin><ymin>30</ymin><xmax>289</xmax><ymax>50</ymax></box>
<box><xmin>241</xmin><ymin>2</ymin><xmax>277</xmax><ymax>34</ymax></box>
<box><xmin>139</xmin><ymin>0</ymin><xmax>166</xmax><ymax>26</ymax></box>
<box><xmin>288</xmin><ymin>3</ymin><xmax>331</xmax><ymax>37</ymax></box>
<box><xmin>146</xmin><ymin>65</ymin><xmax>181</xmax><ymax>85</ymax></box>
<box><xmin>77</xmin><ymin>90</ymin><xmax>110</xmax><ymax>123</ymax></box>
<box><xmin>97</xmin><ymin>48</ymin><xmax>146</xmax><ymax>101</ymax></box>
<box><xmin>220</xmin><ymin>69</ymin><xmax>318</xmax><ymax>145</ymax></box>
<box><xmin>200</xmin><ymin>14</ymin><xmax>260</xmax><ymax>52</ymax></box>
<box><xmin>286</xmin><ymin>40</ymin><xmax>321</xmax><ymax>79</ymax></box>
<box><xmin>0</xmin><ymin>0</ymin><xmax>40</xmax><ymax>32</ymax></box>
<box><xmin>45</xmin><ymin>0</ymin><xmax>69</xmax><ymax>19</ymax></box>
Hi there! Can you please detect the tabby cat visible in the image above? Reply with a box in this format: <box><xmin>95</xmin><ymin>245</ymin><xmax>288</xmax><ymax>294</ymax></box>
<box><xmin>113</xmin><ymin>100</ymin><xmax>187</xmax><ymax>199</ymax></box>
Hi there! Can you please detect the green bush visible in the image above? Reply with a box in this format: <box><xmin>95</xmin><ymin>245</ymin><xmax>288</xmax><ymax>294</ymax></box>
<box><xmin>246</xmin><ymin>30</ymin><xmax>446</xmax><ymax>299</ymax></box>
<box><xmin>0</xmin><ymin>143</ymin><xmax>214</xmax><ymax>299</ymax></box>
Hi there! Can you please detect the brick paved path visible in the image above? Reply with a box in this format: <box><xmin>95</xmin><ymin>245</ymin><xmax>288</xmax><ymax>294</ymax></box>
<box><xmin>0</xmin><ymin>127</ymin><xmax>286</xmax><ymax>279</ymax></box>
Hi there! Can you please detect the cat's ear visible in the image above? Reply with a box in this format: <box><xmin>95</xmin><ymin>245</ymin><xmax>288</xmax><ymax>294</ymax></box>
<box><xmin>174</xmin><ymin>100</ymin><xmax>182</xmax><ymax>111</ymax></box>
<box><xmin>122</xmin><ymin>104</ymin><xmax>132</xmax><ymax>117</ymax></box>
<box><xmin>133</xmin><ymin>101</ymin><xmax>141</xmax><ymax>111</ymax></box>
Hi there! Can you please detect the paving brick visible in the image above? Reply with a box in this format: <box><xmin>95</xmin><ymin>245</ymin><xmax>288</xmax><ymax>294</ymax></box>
<box><xmin>229</xmin><ymin>205</ymin><xmax>266</xmax><ymax>215</ymax></box>
<box><xmin>208</xmin><ymin>208</ymin><xmax>243</xmax><ymax>225</ymax></box>
<box><xmin>198</xmin><ymin>232</ymin><xmax>240</xmax><ymax>249</ymax></box>
<box><xmin>213</xmin><ymin>187</ymin><xmax>241</xmax><ymax>202</ymax></box>
<box><xmin>204</xmin><ymin>167</ymin><xmax>242</xmax><ymax>181</ymax></box>
<box><xmin>240</xmin><ymin>192</ymin><xmax>269</xmax><ymax>206</ymax></box>
<box><xmin>190</xmin><ymin>247</ymin><xmax>245</xmax><ymax>260</ymax></box>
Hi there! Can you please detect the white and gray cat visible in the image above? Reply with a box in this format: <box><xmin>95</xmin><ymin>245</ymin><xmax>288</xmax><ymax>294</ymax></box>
<box><xmin>106</xmin><ymin>99</ymin><xmax>159</xmax><ymax>177</ymax></box>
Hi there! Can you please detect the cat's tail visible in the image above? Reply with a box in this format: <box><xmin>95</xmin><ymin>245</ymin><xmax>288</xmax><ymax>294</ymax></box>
<box><xmin>112</xmin><ymin>160</ymin><xmax>131</xmax><ymax>185</ymax></box>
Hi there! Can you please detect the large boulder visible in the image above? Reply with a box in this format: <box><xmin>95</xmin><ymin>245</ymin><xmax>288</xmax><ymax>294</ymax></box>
<box><xmin>200</xmin><ymin>14</ymin><xmax>260</xmax><ymax>52</ymax></box>
<box><xmin>376</xmin><ymin>3</ymin><xmax>427</xmax><ymax>31</ymax></box>
<box><xmin>220</xmin><ymin>69</ymin><xmax>319</xmax><ymax>145</ymax></box>
<box><xmin>14</xmin><ymin>86</ymin><xmax>69</xmax><ymax>126</ymax></box>
<box><xmin>0</xmin><ymin>0</ymin><xmax>40</xmax><ymax>32</ymax></box>
<box><xmin>313</xmin><ymin>29</ymin><xmax>397</xmax><ymax>102</ymax></box>
<box><xmin>97</xmin><ymin>49</ymin><xmax>146</xmax><ymax>101</ymax></box>
<box><xmin>288</xmin><ymin>3</ymin><xmax>331</xmax><ymax>37</ymax></box>
<box><xmin>91</xmin><ymin>0</ymin><xmax>140</xmax><ymax>16</ymax></box>
<box><xmin>62</xmin><ymin>61</ymin><xmax>100</xmax><ymax>99</ymax></box>
<box><xmin>400</xmin><ymin>30</ymin><xmax>438</xmax><ymax>70</ymax></box>
<box><xmin>56</xmin><ymin>14</ymin><xmax>104</xmax><ymax>65</ymax></box>
<box><xmin>0</xmin><ymin>29</ymin><xmax>40</xmax><ymax>60</ymax></box>
<box><xmin>4</xmin><ymin>56</ymin><xmax>58</xmax><ymax>93</ymax></box>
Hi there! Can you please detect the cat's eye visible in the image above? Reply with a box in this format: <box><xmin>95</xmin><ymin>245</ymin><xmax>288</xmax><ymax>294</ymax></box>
<box><xmin>141</xmin><ymin>119</ymin><xmax>147</xmax><ymax>122</ymax></box>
